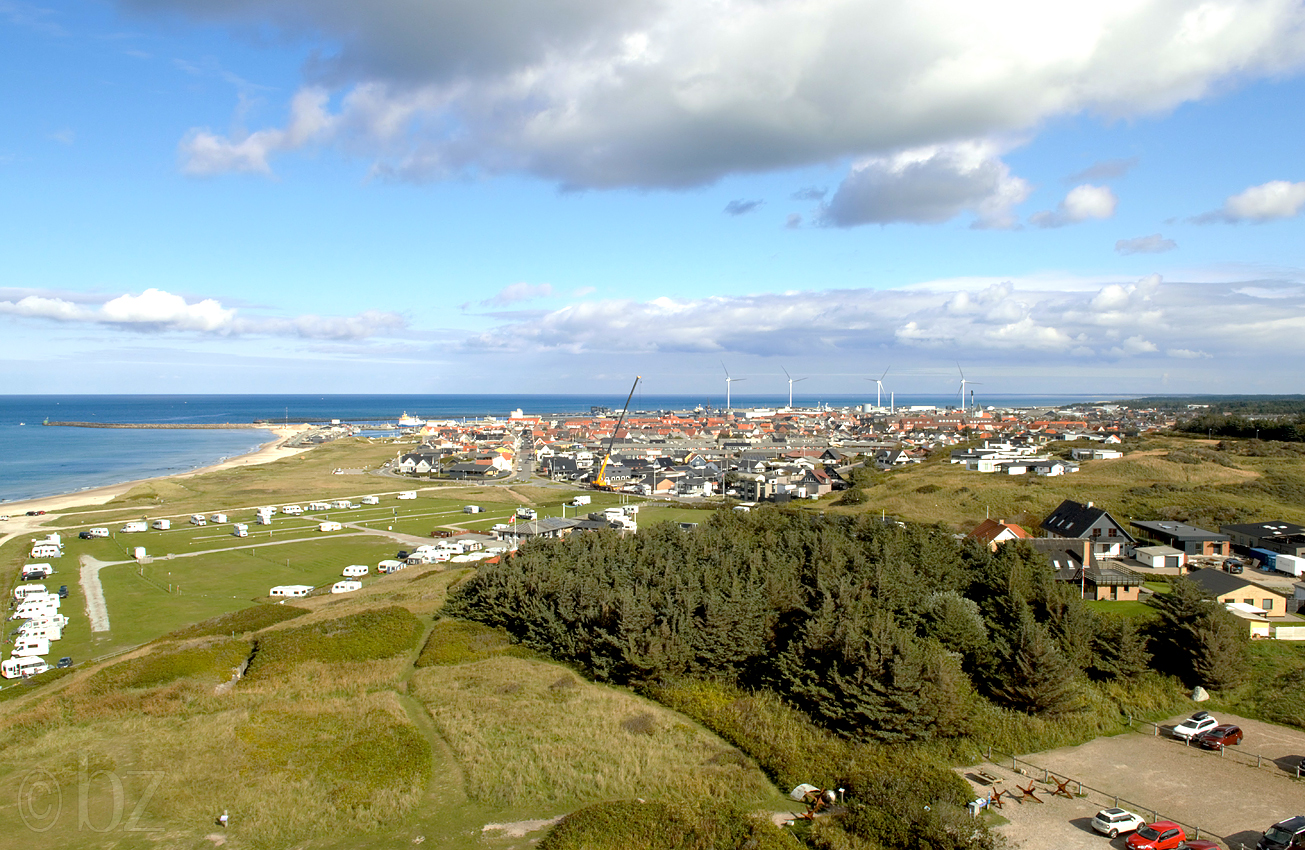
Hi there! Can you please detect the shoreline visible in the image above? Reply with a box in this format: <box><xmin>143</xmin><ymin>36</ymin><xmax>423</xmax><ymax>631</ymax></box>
<box><xmin>0</xmin><ymin>425</ymin><xmax>313</xmax><ymax>516</ymax></box>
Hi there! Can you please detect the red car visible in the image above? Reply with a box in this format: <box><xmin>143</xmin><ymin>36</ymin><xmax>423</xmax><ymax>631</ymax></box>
<box><xmin>1196</xmin><ymin>724</ymin><xmax>1243</xmax><ymax>749</ymax></box>
<box><xmin>1128</xmin><ymin>822</ymin><xmax>1187</xmax><ymax>850</ymax></box>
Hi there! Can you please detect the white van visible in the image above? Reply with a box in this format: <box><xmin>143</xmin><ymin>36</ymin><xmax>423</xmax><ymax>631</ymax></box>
<box><xmin>269</xmin><ymin>585</ymin><xmax>313</xmax><ymax>598</ymax></box>
<box><xmin>361</xmin><ymin>495</ymin><xmax>380</xmax><ymax>505</ymax></box>
<box><xmin>151</xmin><ymin>519</ymin><xmax>171</xmax><ymax>530</ymax></box>
<box><xmin>13</xmin><ymin>584</ymin><xmax>47</xmax><ymax>602</ymax></box>
<box><xmin>281</xmin><ymin>505</ymin><xmax>303</xmax><ymax>515</ymax></box>
<box><xmin>88</xmin><ymin>527</ymin><xmax>109</xmax><ymax>538</ymax></box>
<box><xmin>319</xmin><ymin>521</ymin><xmax>342</xmax><ymax>532</ymax></box>
<box><xmin>232</xmin><ymin>523</ymin><xmax>249</xmax><ymax>537</ymax></box>
<box><xmin>210</xmin><ymin>513</ymin><xmax>228</xmax><ymax>524</ymax></box>
<box><xmin>190</xmin><ymin>514</ymin><xmax>207</xmax><ymax>526</ymax></box>
<box><xmin>342</xmin><ymin>564</ymin><xmax>369</xmax><ymax>578</ymax></box>
<box><xmin>12</xmin><ymin>637</ymin><xmax>50</xmax><ymax>657</ymax></box>
<box><xmin>330</xmin><ymin>580</ymin><xmax>362</xmax><ymax>594</ymax></box>
<box><xmin>1</xmin><ymin>657</ymin><xmax>50</xmax><ymax>679</ymax></box>
<box><xmin>397</xmin><ymin>491</ymin><xmax>417</xmax><ymax>500</ymax></box>
<box><xmin>121</xmin><ymin>521</ymin><xmax>147</xmax><ymax>533</ymax></box>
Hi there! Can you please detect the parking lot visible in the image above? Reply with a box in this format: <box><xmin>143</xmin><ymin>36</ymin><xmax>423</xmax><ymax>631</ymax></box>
<box><xmin>963</xmin><ymin>714</ymin><xmax>1305</xmax><ymax>850</ymax></box>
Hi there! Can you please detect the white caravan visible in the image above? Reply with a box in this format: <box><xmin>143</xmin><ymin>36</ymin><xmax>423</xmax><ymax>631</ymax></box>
<box><xmin>29</xmin><ymin>543</ymin><xmax>61</xmax><ymax>559</ymax></box>
<box><xmin>11</xmin><ymin>637</ymin><xmax>50</xmax><ymax>657</ymax></box>
<box><xmin>210</xmin><ymin>513</ymin><xmax>228</xmax><ymax>524</ymax></box>
<box><xmin>376</xmin><ymin>559</ymin><xmax>404</xmax><ymax>574</ymax></box>
<box><xmin>342</xmin><ymin>565</ymin><xmax>369</xmax><ymax>578</ymax></box>
<box><xmin>121</xmin><ymin>521</ymin><xmax>147</xmax><ymax>533</ymax></box>
<box><xmin>151</xmin><ymin>519</ymin><xmax>171</xmax><ymax>530</ymax></box>
<box><xmin>319</xmin><ymin>521</ymin><xmax>342</xmax><ymax>532</ymax></box>
<box><xmin>397</xmin><ymin>491</ymin><xmax>417</xmax><ymax>500</ymax></box>
<box><xmin>88</xmin><ymin>527</ymin><xmax>109</xmax><ymax>538</ymax></box>
<box><xmin>13</xmin><ymin>584</ymin><xmax>47</xmax><ymax>602</ymax></box>
<box><xmin>281</xmin><ymin>505</ymin><xmax>303</xmax><ymax>515</ymax></box>
<box><xmin>269</xmin><ymin>585</ymin><xmax>313</xmax><ymax>598</ymax></box>
<box><xmin>330</xmin><ymin>580</ymin><xmax>362</xmax><ymax>594</ymax></box>
<box><xmin>1</xmin><ymin>657</ymin><xmax>49</xmax><ymax>679</ymax></box>
<box><xmin>17</xmin><ymin>621</ymin><xmax>62</xmax><ymax>642</ymax></box>
<box><xmin>232</xmin><ymin>523</ymin><xmax>249</xmax><ymax>537</ymax></box>
<box><xmin>361</xmin><ymin>495</ymin><xmax>380</xmax><ymax>505</ymax></box>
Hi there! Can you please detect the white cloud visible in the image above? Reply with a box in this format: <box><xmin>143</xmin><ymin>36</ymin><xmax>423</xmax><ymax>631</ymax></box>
<box><xmin>1116</xmin><ymin>233</ymin><xmax>1176</xmax><ymax>254</ymax></box>
<box><xmin>819</xmin><ymin>143</ymin><xmax>1029</xmax><ymax>228</ymax></box>
<box><xmin>480</xmin><ymin>282</ymin><xmax>555</xmax><ymax>307</ymax></box>
<box><xmin>146</xmin><ymin>1</ymin><xmax>1305</xmax><ymax>189</ymax></box>
<box><xmin>1200</xmin><ymin>180</ymin><xmax>1305</xmax><ymax>223</ymax></box>
<box><xmin>1031</xmin><ymin>184</ymin><xmax>1117</xmax><ymax>228</ymax></box>
<box><xmin>0</xmin><ymin>287</ymin><xmax>404</xmax><ymax>339</ymax></box>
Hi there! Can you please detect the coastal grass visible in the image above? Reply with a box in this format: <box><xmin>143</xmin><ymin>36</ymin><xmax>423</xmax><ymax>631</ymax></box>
<box><xmin>414</xmin><ymin>618</ymin><xmax>537</xmax><ymax>667</ymax></box>
<box><xmin>411</xmin><ymin>655</ymin><xmax>779</xmax><ymax>809</ymax></box>
<box><xmin>84</xmin><ymin>637</ymin><xmax>251</xmax><ymax>691</ymax></box>
<box><xmin>162</xmin><ymin>602</ymin><xmax>310</xmax><ymax>641</ymax></box>
<box><xmin>244</xmin><ymin>606</ymin><xmax>424</xmax><ymax>680</ymax></box>
<box><xmin>540</xmin><ymin>800</ymin><xmax>802</xmax><ymax>850</ymax></box>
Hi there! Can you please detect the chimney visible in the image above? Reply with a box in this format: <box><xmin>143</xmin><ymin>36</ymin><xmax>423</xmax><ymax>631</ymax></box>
<box><xmin>1086</xmin><ymin>501</ymin><xmax>1093</xmax><ymax>508</ymax></box>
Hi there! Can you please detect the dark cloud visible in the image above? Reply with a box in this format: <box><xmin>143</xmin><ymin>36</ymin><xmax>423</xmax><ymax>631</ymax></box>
<box><xmin>1066</xmin><ymin>157</ymin><xmax>1139</xmax><ymax>183</ymax></box>
<box><xmin>724</xmin><ymin>199</ymin><xmax>764</xmax><ymax>216</ymax></box>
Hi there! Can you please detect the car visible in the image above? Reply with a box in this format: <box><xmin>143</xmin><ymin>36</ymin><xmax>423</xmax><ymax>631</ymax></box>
<box><xmin>396</xmin><ymin>550</ymin><xmax>410</xmax><ymax>560</ymax></box>
<box><xmin>1176</xmin><ymin>842</ymin><xmax>1221</xmax><ymax>850</ymax></box>
<box><xmin>1127</xmin><ymin>821</ymin><xmax>1186</xmax><ymax>850</ymax></box>
<box><xmin>1172</xmin><ymin>711</ymin><xmax>1218</xmax><ymax>741</ymax></box>
<box><xmin>26</xmin><ymin>510</ymin><xmax>38</xmax><ymax>516</ymax></box>
<box><xmin>79</xmin><ymin>531</ymin><xmax>93</xmax><ymax>539</ymax></box>
<box><xmin>58</xmin><ymin>585</ymin><xmax>69</xmax><ymax>599</ymax></box>
<box><xmin>1092</xmin><ymin>808</ymin><xmax>1146</xmax><ymax>838</ymax></box>
<box><xmin>56</xmin><ymin>657</ymin><xmax>73</xmax><ymax>669</ymax></box>
<box><xmin>1196</xmin><ymin>724</ymin><xmax>1243</xmax><ymax>749</ymax></box>
<box><xmin>1259</xmin><ymin>816</ymin><xmax>1305</xmax><ymax>850</ymax></box>
<box><xmin>1224</xmin><ymin>559</ymin><xmax>1245</xmax><ymax>574</ymax></box>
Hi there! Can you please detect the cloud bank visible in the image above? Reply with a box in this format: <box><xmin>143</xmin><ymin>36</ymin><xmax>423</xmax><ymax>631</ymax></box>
<box><xmin>138</xmin><ymin>0</ymin><xmax>1305</xmax><ymax>193</ymax></box>
<box><xmin>0</xmin><ymin>288</ymin><xmax>405</xmax><ymax>339</ymax></box>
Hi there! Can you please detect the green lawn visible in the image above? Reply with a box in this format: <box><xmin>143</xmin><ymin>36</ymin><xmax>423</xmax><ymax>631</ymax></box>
<box><xmin>1083</xmin><ymin>599</ymin><xmax>1157</xmax><ymax>619</ymax></box>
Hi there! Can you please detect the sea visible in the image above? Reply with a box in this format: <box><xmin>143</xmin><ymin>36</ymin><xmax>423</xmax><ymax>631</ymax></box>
<box><xmin>0</xmin><ymin>393</ymin><xmax>1120</xmax><ymax>504</ymax></box>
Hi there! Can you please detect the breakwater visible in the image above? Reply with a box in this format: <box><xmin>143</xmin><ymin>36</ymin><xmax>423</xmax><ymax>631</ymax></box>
<box><xmin>42</xmin><ymin>421</ymin><xmax>264</xmax><ymax>429</ymax></box>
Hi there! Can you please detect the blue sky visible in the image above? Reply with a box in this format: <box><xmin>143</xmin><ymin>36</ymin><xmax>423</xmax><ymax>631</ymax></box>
<box><xmin>3</xmin><ymin>0</ymin><xmax>1305</xmax><ymax>399</ymax></box>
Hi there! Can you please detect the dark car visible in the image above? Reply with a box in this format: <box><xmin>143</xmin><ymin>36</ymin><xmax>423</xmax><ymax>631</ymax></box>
<box><xmin>1176</xmin><ymin>843</ymin><xmax>1221</xmax><ymax>850</ymax></box>
<box><xmin>1259</xmin><ymin>816</ymin><xmax>1305</xmax><ymax>850</ymax></box>
<box><xmin>396</xmin><ymin>550</ymin><xmax>409</xmax><ymax>560</ymax></box>
<box><xmin>79</xmin><ymin>530</ymin><xmax>94</xmax><ymax>539</ymax></box>
<box><xmin>1197</xmin><ymin>724</ymin><xmax>1243</xmax><ymax>749</ymax></box>
<box><xmin>58</xmin><ymin>586</ymin><xmax>68</xmax><ymax>599</ymax></box>
<box><xmin>56</xmin><ymin>657</ymin><xmax>73</xmax><ymax>668</ymax></box>
<box><xmin>1224</xmin><ymin>559</ymin><xmax>1245</xmax><ymax>574</ymax></box>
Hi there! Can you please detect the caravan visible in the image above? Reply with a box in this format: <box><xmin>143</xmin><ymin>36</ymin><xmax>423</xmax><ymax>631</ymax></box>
<box><xmin>1</xmin><ymin>657</ymin><xmax>49</xmax><ymax>679</ymax></box>
<box><xmin>269</xmin><ymin>585</ymin><xmax>313</xmax><ymax>598</ymax></box>
<box><xmin>281</xmin><ymin>505</ymin><xmax>303</xmax><ymax>515</ymax></box>
<box><xmin>151</xmin><ymin>519</ymin><xmax>171</xmax><ymax>530</ymax></box>
<box><xmin>210</xmin><ymin>513</ymin><xmax>228</xmax><ymax>524</ymax></box>
<box><xmin>12</xmin><ymin>599</ymin><xmax>59</xmax><ymax>621</ymax></box>
<box><xmin>88</xmin><ymin>527</ymin><xmax>109</xmax><ymax>538</ymax></box>
<box><xmin>307</xmin><ymin>501</ymin><xmax>332</xmax><ymax>511</ymax></box>
<box><xmin>397</xmin><ymin>491</ymin><xmax>417</xmax><ymax>500</ymax></box>
<box><xmin>12</xmin><ymin>637</ymin><xmax>50</xmax><ymax>657</ymax></box>
<box><xmin>190</xmin><ymin>514</ymin><xmax>207</xmax><ymax>526</ymax></box>
<box><xmin>17</xmin><ymin>621</ymin><xmax>62</xmax><ymax>642</ymax></box>
<box><xmin>342</xmin><ymin>564</ymin><xmax>369</xmax><ymax>578</ymax></box>
<box><xmin>13</xmin><ymin>584</ymin><xmax>47</xmax><ymax>602</ymax></box>
<box><xmin>376</xmin><ymin>559</ymin><xmax>404</xmax><ymax>574</ymax></box>
<box><xmin>29</xmin><ymin>542</ymin><xmax>61</xmax><ymax>559</ymax></box>
<box><xmin>21</xmin><ymin>564</ymin><xmax>53</xmax><ymax>580</ymax></box>
<box><xmin>319</xmin><ymin>521</ymin><xmax>343</xmax><ymax>532</ymax></box>
<box><xmin>121</xmin><ymin>521</ymin><xmax>147</xmax><ymax>533</ymax></box>
<box><xmin>361</xmin><ymin>495</ymin><xmax>380</xmax><ymax>505</ymax></box>
<box><xmin>330</xmin><ymin>580</ymin><xmax>362</xmax><ymax>594</ymax></box>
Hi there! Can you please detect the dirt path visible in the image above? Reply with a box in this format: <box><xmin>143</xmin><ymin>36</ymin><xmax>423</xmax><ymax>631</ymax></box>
<box><xmin>79</xmin><ymin>554</ymin><xmax>112</xmax><ymax>633</ymax></box>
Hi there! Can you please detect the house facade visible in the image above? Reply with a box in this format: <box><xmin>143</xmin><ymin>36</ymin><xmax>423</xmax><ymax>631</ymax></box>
<box><xmin>1041</xmin><ymin>499</ymin><xmax>1135</xmax><ymax>559</ymax></box>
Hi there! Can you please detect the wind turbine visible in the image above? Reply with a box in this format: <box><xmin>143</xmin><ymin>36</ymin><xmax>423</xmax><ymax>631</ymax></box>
<box><xmin>956</xmin><ymin>363</ymin><xmax>982</xmax><ymax>414</ymax></box>
<box><xmin>868</xmin><ymin>367</ymin><xmax>890</xmax><ymax>409</ymax></box>
<box><xmin>722</xmin><ymin>362</ymin><xmax>745</xmax><ymax>411</ymax></box>
<box><xmin>782</xmin><ymin>366</ymin><xmax>807</xmax><ymax>409</ymax></box>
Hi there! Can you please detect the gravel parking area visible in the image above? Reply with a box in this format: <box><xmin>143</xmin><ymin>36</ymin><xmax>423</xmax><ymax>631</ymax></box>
<box><xmin>961</xmin><ymin>714</ymin><xmax>1305</xmax><ymax>850</ymax></box>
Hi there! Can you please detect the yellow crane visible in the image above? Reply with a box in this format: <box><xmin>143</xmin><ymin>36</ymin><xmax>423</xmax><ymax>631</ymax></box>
<box><xmin>593</xmin><ymin>376</ymin><xmax>641</xmax><ymax>490</ymax></box>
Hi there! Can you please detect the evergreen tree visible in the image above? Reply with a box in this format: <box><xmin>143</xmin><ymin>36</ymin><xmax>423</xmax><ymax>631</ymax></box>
<box><xmin>1190</xmin><ymin>607</ymin><xmax>1249</xmax><ymax>690</ymax></box>
<box><xmin>1090</xmin><ymin>614</ymin><xmax>1149</xmax><ymax>681</ymax></box>
<box><xmin>990</xmin><ymin>610</ymin><xmax>1084</xmax><ymax>717</ymax></box>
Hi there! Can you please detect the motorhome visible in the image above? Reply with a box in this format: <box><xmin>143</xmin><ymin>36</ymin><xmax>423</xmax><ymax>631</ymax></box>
<box><xmin>1</xmin><ymin>657</ymin><xmax>49</xmax><ymax>679</ymax></box>
<box><xmin>516</xmin><ymin>507</ymin><xmax>537</xmax><ymax>520</ymax></box>
<box><xmin>88</xmin><ymin>527</ymin><xmax>109</xmax><ymax>538</ymax></box>
<box><xmin>17</xmin><ymin>621</ymin><xmax>62</xmax><ymax>642</ymax></box>
<box><xmin>308</xmin><ymin>502</ymin><xmax>332</xmax><ymax>511</ymax></box>
<box><xmin>232</xmin><ymin>523</ymin><xmax>249</xmax><ymax>537</ymax></box>
<box><xmin>319</xmin><ymin>521</ymin><xmax>343</xmax><ymax>532</ymax></box>
<box><xmin>29</xmin><ymin>542</ymin><xmax>61</xmax><ymax>559</ymax></box>
<box><xmin>269</xmin><ymin>585</ymin><xmax>313</xmax><ymax>598</ymax></box>
<box><xmin>20</xmin><ymin>564</ymin><xmax>52</xmax><ymax>580</ymax></box>
<box><xmin>330</xmin><ymin>580</ymin><xmax>362</xmax><ymax>594</ymax></box>
<box><xmin>397</xmin><ymin>491</ymin><xmax>417</xmax><ymax>500</ymax></box>
<box><xmin>210</xmin><ymin>513</ymin><xmax>228</xmax><ymax>524</ymax></box>
<box><xmin>571</xmin><ymin>495</ymin><xmax>591</xmax><ymax>506</ymax></box>
<box><xmin>333</xmin><ymin>500</ymin><xmax>351</xmax><ymax>510</ymax></box>
<box><xmin>13</xmin><ymin>584</ymin><xmax>47</xmax><ymax>602</ymax></box>
<box><xmin>121</xmin><ymin>521</ymin><xmax>147</xmax><ymax>533</ymax></box>
<box><xmin>361</xmin><ymin>495</ymin><xmax>380</xmax><ymax>505</ymax></box>
<box><xmin>12</xmin><ymin>637</ymin><xmax>50</xmax><ymax>657</ymax></box>
<box><xmin>151</xmin><ymin>519</ymin><xmax>171</xmax><ymax>530</ymax></box>
<box><xmin>342</xmin><ymin>564</ymin><xmax>369</xmax><ymax>578</ymax></box>
<box><xmin>259</xmin><ymin>506</ymin><xmax>278</xmax><ymax>516</ymax></box>
<box><xmin>464</xmin><ymin>505</ymin><xmax>483</xmax><ymax>514</ymax></box>
<box><xmin>190</xmin><ymin>514</ymin><xmax>207</xmax><ymax>526</ymax></box>
<box><xmin>22</xmin><ymin>613</ymin><xmax>69</xmax><ymax>629</ymax></box>
<box><xmin>376</xmin><ymin>559</ymin><xmax>404</xmax><ymax>574</ymax></box>
<box><xmin>281</xmin><ymin>505</ymin><xmax>303</xmax><ymax>515</ymax></box>
<box><xmin>256</xmin><ymin>514</ymin><xmax>273</xmax><ymax>526</ymax></box>
<box><xmin>133</xmin><ymin>547</ymin><xmax>147</xmax><ymax>560</ymax></box>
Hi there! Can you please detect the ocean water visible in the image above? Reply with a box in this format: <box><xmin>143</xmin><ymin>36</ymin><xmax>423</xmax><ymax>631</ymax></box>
<box><xmin>0</xmin><ymin>393</ymin><xmax>1116</xmax><ymax>504</ymax></box>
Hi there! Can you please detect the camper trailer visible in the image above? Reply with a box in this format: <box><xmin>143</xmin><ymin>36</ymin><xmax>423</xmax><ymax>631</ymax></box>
<box><xmin>330</xmin><ymin>580</ymin><xmax>362</xmax><ymax>594</ymax></box>
<box><xmin>571</xmin><ymin>495</ymin><xmax>592</xmax><ymax>506</ymax></box>
<box><xmin>307</xmin><ymin>501</ymin><xmax>332</xmax><ymax>511</ymax></box>
<box><xmin>86</xmin><ymin>527</ymin><xmax>109</xmax><ymax>538</ymax></box>
<box><xmin>256</xmin><ymin>514</ymin><xmax>273</xmax><ymax>526</ymax></box>
<box><xmin>269</xmin><ymin>585</ymin><xmax>313</xmax><ymax>598</ymax></box>
<box><xmin>151</xmin><ymin>519</ymin><xmax>171</xmax><ymax>530</ymax></box>
<box><xmin>210</xmin><ymin>513</ymin><xmax>227</xmax><ymax>524</ymax></box>
<box><xmin>29</xmin><ymin>542</ymin><xmax>61</xmax><ymax>559</ymax></box>
<box><xmin>133</xmin><ymin>547</ymin><xmax>147</xmax><ymax>560</ymax></box>
<box><xmin>361</xmin><ymin>495</ymin><xmax>380</xmax><ymax>505</ymax></box>
<box><xmin>376</xmin><ymin>559</ymin><xmax>404</xmax><ymax>574</ymax></box>
<box><xmin>281</xmin><ymin>505</ymin><xmax>303</xmax><ymax>515</ymax></box>
<box><xmin>13</xmin><ymin>584</ymin><xmax>47</xmax><ymax>602</ymax></box>
<box><xmin>121</xmin><ymin>521</ymin><xmax>147</xmax><ymax>533</ymax></box>
<box><xmin>232</xmin><ymin>524</ymin><xmax>249</xmax><ymax>538</ymax></box>
<box><xmin>11</xmin><ymin>637</ymin><xmax>50</xmax><ymax>658</ymax></box>
<box><xmin>342</xmin><ymin>564</ymin><xmax>369</xmax><ymax>578</ymax></box>
<box><xmin>17</xmin><ymin>621</ymin><xmax>62</xmax><ymax>642</ymax></box>
<box><xmin>333</xmin><ymin>500</ymin><xmax>351</xmax><ymax>510</ymax></box>
<box><xmin>464</xmin><ymin>505</ymin><xmax>483</xmax><ymax>514</ymax></box>
<box><xmin>259</xmin><ymin>506</ymin><xmax>278</xmax><ymax>516</ymax></box>
<box><xmin>1</xmin><ymin>657</ymin><xmax>50</xmax><ymax>679</ymax></box>
<box><xmin>189</xmin><ymin>514</ymin><xmax>207</xmax><ymax>526</ymax></box>
<box><xmin>397</xmin><ymin>491</ymin><xmax>417</xmax><ymax>500</ymax></box>
<box><xmin>20</xmin><ymin>564</ymin><xmax>52</xmax><ymax>581</ymax></box>
<box><xmin>319</xmin><ymin>521</ymin><xmax>343</xmax><ymax>532</ymax></box>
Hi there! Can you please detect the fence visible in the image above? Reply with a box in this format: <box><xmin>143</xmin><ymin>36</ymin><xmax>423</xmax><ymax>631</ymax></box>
<box><xmin>1129</xmin><ymin>717</ymin><xmax>1305</xmax><ymax>777</ymax></box>
<box><xmin>982</xmin><ymin>745</ymin><xmax>1219</xmax><ymax>843</ymax></box>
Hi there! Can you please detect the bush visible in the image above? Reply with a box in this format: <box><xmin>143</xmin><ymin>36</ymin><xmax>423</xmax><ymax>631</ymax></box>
<box><xmin>88</xmin><ymin>638</ymin><xmax>251</xmax><ymax>691</ymax></box>
<box><xmin>246</xmin><ymin>607</ymin><xmax>423</xmax><ymax>679</ymax></box>
<box><xmin>540</xmin><ymin>800</ymin><xmax>801</xmax><ymax>850</ymax></box>
<box><xmin>164</xmin><ymin>604</ymin><xmax>309</xmax><ymax>641</ymax></box>
<box><xmin>415</xmin><ymin>619</ymin><xmax>535</xmax><ymax>667</ymax></box>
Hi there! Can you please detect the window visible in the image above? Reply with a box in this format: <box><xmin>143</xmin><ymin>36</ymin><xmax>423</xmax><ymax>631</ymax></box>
<box><xmin>1108</xmin><ymin>528</ymin><xmax>1117</xmax><ymax>538</ymax></box>
<box><xmin>1264</xmin><ymin>598</ymin><xmax>1274</xmax><ymax>610</ymax></box>
<box><xmin>1244</xmin><ymin>598</ymin><xmax>1254</xmax><ymax>606</ymax></box>
<box><xmin>1091</xmin><ymin>528</ymin><xmax>1101</xmax><ymax>538</ymax></box>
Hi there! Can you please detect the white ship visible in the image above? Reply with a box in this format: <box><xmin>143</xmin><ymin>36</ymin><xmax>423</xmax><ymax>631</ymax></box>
<box><xmin>397</xmin><ymin>412</ymin><xmax>425</xmax><ymax>428</ymax></box>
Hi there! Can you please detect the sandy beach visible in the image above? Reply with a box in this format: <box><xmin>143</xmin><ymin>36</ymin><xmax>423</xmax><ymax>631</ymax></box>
<box><xmin>0</xmin><ymin>425</ymin><xmax>313</xmax><ymax>521</ymax></box>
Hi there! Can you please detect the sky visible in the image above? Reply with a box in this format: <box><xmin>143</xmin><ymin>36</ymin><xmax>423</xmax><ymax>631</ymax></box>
<box><xmin>2</xmin><ymin>0</ymin><xmax>1305</xmax><ymax>400</ymax></box>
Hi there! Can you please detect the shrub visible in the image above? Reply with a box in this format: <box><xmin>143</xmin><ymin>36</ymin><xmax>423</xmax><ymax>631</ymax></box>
<box><xmin>540</xmin><ymin>800</ymin><xmax>801</xmax><ymax>850</ymax></box>
<box><xmin>87</xmin><ymin>638</ymin><xmax>251</xmax><ymax>691</ymax></box>
<box><xmin>245</xmin><ymin>607</ymin><xmax>423</xmax><ymax>680</ymax></box>
<box><xmin>164</xmin><ymin>604</ymin><xmax>309</xmax><ymax>641</ymax></box>
<box><xmin>414</xmin><ymin>618</ymin><xmax>534</xmax><ymax>667</ymax></box>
